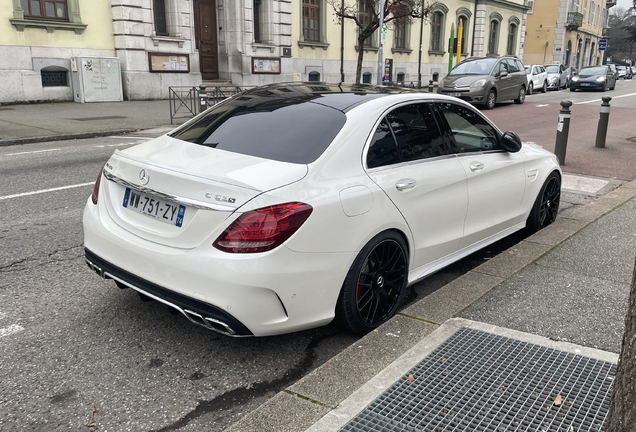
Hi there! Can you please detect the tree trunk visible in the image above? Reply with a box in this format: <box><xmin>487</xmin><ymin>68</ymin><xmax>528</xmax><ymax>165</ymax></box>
<box><xmin>355</xmin><ymin>35</ymin><xmax>366</xmax><ymax>84</ymax></box>
<box><xmin>605</xmin><ymin>256</ymin><xmax>636</xmax><ymax>432</ymax></box>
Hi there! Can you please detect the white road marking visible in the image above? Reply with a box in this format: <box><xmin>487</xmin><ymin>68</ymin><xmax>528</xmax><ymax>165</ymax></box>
<box><xmin>6</xmin><ymin>148</ymin><xmax>60</xmax><ymax>156</ymax></box>
<box><xmin>0</xmin><ymin>182</ymin><xmax>94</xmax><ymax>200</ymax></box>
<box><xmin>0</xmin><ymin>324</ymin><xmax>24</xmax><ymax>338</ymax></box>
<box><xmin>94</xmin><ymin>143</ymin><xmax>134</xmax><ymax>148</ymax></box>
<box><xmin>535</xmin><ymin>104</ymin><xmax>550</xmax><ymax>107</ymax></box>
<box><xmin>576</xmin><ymin>92</ymin><xmax>636</xmax><ymax>105</ymax></box>
<box><xmin>105</xmin><ymin>136</ymin><xmax>149</xmax><ymax>140</ymax></box>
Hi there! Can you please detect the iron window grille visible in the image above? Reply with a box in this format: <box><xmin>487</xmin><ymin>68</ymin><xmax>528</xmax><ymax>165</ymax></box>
<box><xmin>41</xmin><ymin>71</ymin><xmax>68</xmax><ymax>87</ymax></box>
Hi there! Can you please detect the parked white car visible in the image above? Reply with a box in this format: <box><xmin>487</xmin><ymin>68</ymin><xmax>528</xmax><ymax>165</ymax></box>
<box><xmin>525</xmin><ymin>64</ymin><xmax>548</xmax><ymax>94</ymax></box>
<box><xmin>83</xmin><ymin>83</ymin><xmax>562</xmax><ymax>337</ymax></box>
<box><xmin>544</xmin><ymin>64</ymin><xmax>568</xmax><ymax>90</ymax></box>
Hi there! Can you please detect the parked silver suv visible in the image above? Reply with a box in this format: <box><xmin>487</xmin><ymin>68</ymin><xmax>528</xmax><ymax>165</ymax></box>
<box><xmin>438</xmin><ymin>56</ymin><xmax>527</xmax><ymax>110</ymax></box>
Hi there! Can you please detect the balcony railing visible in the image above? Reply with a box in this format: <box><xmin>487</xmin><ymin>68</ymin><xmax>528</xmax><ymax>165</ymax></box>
<box><xmin>566</xmin><ymin>12</ymin><xmax>583</xmax><ymax>30</ymax></box>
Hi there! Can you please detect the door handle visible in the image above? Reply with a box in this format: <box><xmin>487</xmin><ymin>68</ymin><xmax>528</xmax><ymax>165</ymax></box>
<box><xmin>395</xmin><ymin>179</ymin><xmax>417</xmax><ymax>191</ymax></box>
<box><xmin>469</xmin><ymin>162</ymin><xmax>485</xmax><ymax>172</ymax></box>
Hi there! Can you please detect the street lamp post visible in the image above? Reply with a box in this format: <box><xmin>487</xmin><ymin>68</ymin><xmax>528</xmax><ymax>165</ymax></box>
<box><xmin>417</xmin><ymin>2</ymin><xmax>424</xmax><ymax>88</ymax></box>
<box><xmin>377</xmin><ymin>0</ymin><xmax>385</xmax><ymax>85</ymax></box>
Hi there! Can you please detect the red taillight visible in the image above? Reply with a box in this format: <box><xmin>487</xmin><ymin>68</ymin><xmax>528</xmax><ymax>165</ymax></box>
<box><xmin>91</xmin><ymin>166</ymin><xmax>104</xmax><ymax>205</ymax></box>
<box><xmin>213</xmin><ymin>202</ymin><xmax>313</xmax><ymax>253</ymax></box>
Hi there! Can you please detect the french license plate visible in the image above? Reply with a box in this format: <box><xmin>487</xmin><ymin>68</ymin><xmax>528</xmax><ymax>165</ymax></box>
<box><xmin>581</xmin><ymin>83</ymin><xmax>590</xmax><ymax>86</ymax></box>
<box><xmin>123</xmin><ymin>188</ymin><xmax>185</xmax><ymax>227</ymax></box>
<box><xmin>445</xmin><ymin>92</ymin><xmax>462</xmax><ymax>97</ymax></box>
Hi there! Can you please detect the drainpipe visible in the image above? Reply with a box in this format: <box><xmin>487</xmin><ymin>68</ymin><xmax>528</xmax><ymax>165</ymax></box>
<box><xmin>471</xmin><ymin>0</ymin><xmax>478</xmax><ymax>56</ymax></box>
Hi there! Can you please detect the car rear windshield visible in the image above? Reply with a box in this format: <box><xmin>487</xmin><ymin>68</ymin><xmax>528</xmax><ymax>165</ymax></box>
<box><xmin>545</xmin><ymin>65</ymin><xmax>560</xmax><ymax>73</ymax></box>
<box><xmin>169</xmin><ymin>98</ymin><xmax>347</xmax><ymax>164</ymax></box>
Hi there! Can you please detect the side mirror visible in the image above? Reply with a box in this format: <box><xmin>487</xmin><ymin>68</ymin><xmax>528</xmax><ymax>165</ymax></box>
<box><xmin>500</xmin><ymin>131</ymin><xmax>522</xmax><ymax>153</ymax></box>
<box><xmin>499</xmin><ymin>70</ymin><xmax>509</xmax><ymax>78</ymax></box>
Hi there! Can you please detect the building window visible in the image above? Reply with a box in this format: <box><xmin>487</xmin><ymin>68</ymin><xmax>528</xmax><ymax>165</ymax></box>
<box><xmin>363</xmin><ymin>72</ymin><xmax>372</xmax><ymax>83</ymax></box>
<box><xmin>394</xmin><ymin>17</ymin><xmax>406</xmax><ymax>49</ymax></box>
<box><xmin>397</xmin><ymin>72</ymin><xmax>405</xmax><ymax>83</ymax></box>
<box><xmin>507</xmin><ymin>23</ymin><xmax>517</xmax><ymax>55</ymax></box>
<box><xmin>488</xmin><ymin>20</ymin><xmax>499</xmax><ymax>55</ymax></box>
<box><xmin>20</xmin><ymin>0</ymin><xmax>67</xmax><ymax>20</ymax></box>
<box><xmin>589</xmin><ymin>1</ymin><xmax>594</xmax><ymax>24</ymax></box>
<box><xmin>153</xmin><ymin>0</ymin><xmax>168</xmax><ymax>36</ymax></box>
<box><xmin>254</xmin><ymin>0</ymin><xmax>263</xmax><ymax>42</ymax></box>
<box><xmin>431</xmin><ymin>12</ymin><xmax>443</xmax><ymax>51</ymax></box>
<box><xmin>302</xmin><ymin>0</ymin><xmax>320</xmax><ymax>42</ymax></box>
<box><xmin>359</xmin><ymin>0</ymin><xmax>373</xmax><ymax>47</ymax></box>
<box><xmin>308</xmin><ymin>71</ymin><xmax>320</xmax><ymax>81</ymax></box>
<box><xmin>595</xmin><ymin>4</ymin><xmax>600</xmax><ymax>26</ymax></box>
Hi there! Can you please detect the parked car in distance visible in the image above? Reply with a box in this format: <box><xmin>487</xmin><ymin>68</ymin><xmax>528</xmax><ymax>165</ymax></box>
<box><xmin>570</xmin><ymin>65</ymin><xmax>616</xmax><ymax>92</ymax></box>
<box><xmin>617</xmin><ymin>66</ymin><xmax>633</xmax><ymax>79</ymax></box>
<box><xmin>438</xmin><ymin>56</ymin><xmax>527</xmax><ymax>110</ymax></box>
<box><xmin>564</xmin><ymin>66</ymin><xmax>578</xmax><ymax>87</ymax></box>
<box><xmin>83</xmin><ymin>82</ymin><xmax>561</xmax><ymax>337</ymax></box>
<box><xmin>544</xmin><ymin>64</ymin><xmax>567</xmax><ymax>90</ymax></box>
<box><xmin>525</xmin><ymin>64</ymin><xmax>547</xmax><ymax>94</ymax></box>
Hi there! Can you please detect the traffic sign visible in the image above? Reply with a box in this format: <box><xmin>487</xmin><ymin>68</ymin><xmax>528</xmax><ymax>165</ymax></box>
<box><xmin>599</xmin><ymin>39</ymin><xmax>607</xmax><ymax>51</ymax></box>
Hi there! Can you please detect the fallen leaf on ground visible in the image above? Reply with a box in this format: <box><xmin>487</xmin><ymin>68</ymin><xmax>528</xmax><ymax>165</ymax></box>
<box><xmin>554</xmin><ymin>395</ymin><xmax>563</xmax><ymax>406</ymax></box>
<box><xmin>408</xmin><ymin>374</ymin><xmax>415</xmax><ymax>382</ymax></box>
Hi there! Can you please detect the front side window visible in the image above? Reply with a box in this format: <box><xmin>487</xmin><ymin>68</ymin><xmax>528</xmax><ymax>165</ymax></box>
<box><xmin>436</xmin><ymin>102</ymin><xmax>500</xmax><ymax>153</ymax></box>
<box><xmin>488</xmin><ymin>20</ymin><xmax>499</xmax><ymax>55</ymax></box>
<box><xmin>20</xmin><ymin>0</ymin><xmax>67</xmax><ymax>20</ymax></box>
<box><xmin>431</xmin><ymin>12</ymin><xmax>443</xmax><ymax>51</ymax></box>
<box><xmin>302</xmin><ymin>0</ymin><xmax>320</xmax><ymax>42</ymax></box>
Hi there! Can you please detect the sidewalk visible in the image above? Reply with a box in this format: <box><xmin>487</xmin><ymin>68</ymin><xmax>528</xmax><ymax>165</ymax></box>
<box><xmin>0</xmin><ymin>100</ymin><xmax>174</xmax><ymax>146</ymax></box>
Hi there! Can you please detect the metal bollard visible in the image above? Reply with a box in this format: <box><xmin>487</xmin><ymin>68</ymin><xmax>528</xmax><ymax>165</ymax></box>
<box><xmin>554</xmin><ymin>100</ymin><xmax>572</xmax><ymax>165</ymax></box>
<box><xmin>428</xmin><ymin>80</ymin><xmax>434</xmax><ymax>93</ymax></box>
<box><xmin>595</xmin><ymin>96</ymin><xmax>612</xmax><ymax>148</ymax></box>
<box><xmin>198</xmin><ymin>84</ymin><xmax>208</xmax><ymax>114</ymax></box>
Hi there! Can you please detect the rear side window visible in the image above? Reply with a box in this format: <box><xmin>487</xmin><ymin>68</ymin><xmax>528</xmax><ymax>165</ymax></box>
<box><xmin>170</xmin><ymin>100</ymin><xmax>346</xmax><ymax>164</ymax></box>
<box><xmin>367</xmin><ymin>119</ymin><xmax>401</xmax><ymax>169</ymax></box>
<box><xmin>386</xmin><ymin>103</ymin><xmax>451</xmax><ymax>161</ymax></box>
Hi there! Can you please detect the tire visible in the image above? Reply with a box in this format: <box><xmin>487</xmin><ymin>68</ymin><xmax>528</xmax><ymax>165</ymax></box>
<box><xmin>527</xmin><ymin>82</ymin><xmax>533</xmax><ymax>95</ymax></box>
<box><xmin>611</xmin><ymin>83</ymin><xmax>615</xmax><ymax>90</ymax></box>
<box><xmin>514</xmin><ymin>86</ymin><xmax>526</xmax><ymax>104</ymax></box>
<box><xmin>526</xmin><ymin>172</ymin><xmax>561</xmax><ymax>233</ymax></box>
<box><xmin>541</xmin><ymin>81</ymin><xmax>547</xmax><ymax>93</ymax></box>
<box><xmin>335</xmin><ymin>231</ymin><xmax>408</xmax><ymax>334</ymax></box>
<box><xmin>570</xmin><ymin>87</ymin><xmax>575</xmax><ymax>92</ymax></box>
<box><xmin>484</xmin><ymin>89</ymin><xmax>496</xmax><ymax>110</ymax></box>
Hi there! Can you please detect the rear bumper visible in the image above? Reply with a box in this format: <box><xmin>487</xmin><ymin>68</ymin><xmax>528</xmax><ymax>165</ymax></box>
<box><xmin>84</xmin><ymin>248</ymin><xmax>253</xmax><ymax>336</ymax></box>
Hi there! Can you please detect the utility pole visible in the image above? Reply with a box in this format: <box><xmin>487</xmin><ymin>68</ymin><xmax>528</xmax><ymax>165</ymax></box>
<box><xmin>417</xmin><ymin>1</ymin><xmax>424</xmax><ymax>88</ymax></box>
<box><xmin>377</xmin><ymin>0</ymin><xmax>385</xmax><ymax>85</ymax></box>
<box><xmin>340</xmin><ymin>1</ymin><xmax>345</xmax><ymax>82</ymax></box>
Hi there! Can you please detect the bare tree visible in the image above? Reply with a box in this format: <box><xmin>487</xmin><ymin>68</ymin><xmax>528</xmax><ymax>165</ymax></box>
<box><xmin>605</xmin><ymin>257</ymin><xmax>636</xmax><ymax>431</ymax></box>
<box><xmin>328</xmin><ymin>0</ymin><xmax>434</xmax><ymax>84</ymax></box>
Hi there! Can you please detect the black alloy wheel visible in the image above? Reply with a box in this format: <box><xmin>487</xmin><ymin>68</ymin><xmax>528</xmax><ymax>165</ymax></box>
<box><xmin>541</xmin><ymin>81</ymin><xmax>547</xmax><ymax>93</ymax></box>
<box><xmin>335</xmin><ymin>232</ymin><xmax>408</xmax><ymax>334</ymax></box>
<box><xmin>526</xmin><ymin>172</ymin><xmax>561</xmax><ymax>233</ymax></box>
<box><xmin>514</xmin><ymin>86</ymin><xmax>526</xmax><ymax>104</ymax></box>
<box><xmin>528</xmin><ymin>82</ymin><xmax>533</xmax><ymax>95</ymax></box>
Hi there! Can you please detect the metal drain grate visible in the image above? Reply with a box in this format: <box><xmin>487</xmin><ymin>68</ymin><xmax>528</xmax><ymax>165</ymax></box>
<box><xmin>341</xmin><ymin>328</ymin><xmax>616</xmax><ymax>432</ymax></box>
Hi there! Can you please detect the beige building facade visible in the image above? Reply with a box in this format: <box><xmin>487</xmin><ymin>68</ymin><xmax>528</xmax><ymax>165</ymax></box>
<box><xmin>524</xmin><ymin>0</ymin><xmax>613</xmax><ymax>68</ymax></box>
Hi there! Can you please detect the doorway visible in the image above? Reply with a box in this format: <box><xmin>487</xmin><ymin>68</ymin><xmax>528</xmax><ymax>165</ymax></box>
<box><xmin>195</xmin><ymin>0</ymin><xmax>219</xmax><ymax>80</ymax></box>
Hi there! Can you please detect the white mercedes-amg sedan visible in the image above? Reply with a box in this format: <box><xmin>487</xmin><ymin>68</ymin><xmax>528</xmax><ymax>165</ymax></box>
<box><xmin>83</xmin><ymin>83</ymin><xmax>561</xmax><ymax>337</ymax></box>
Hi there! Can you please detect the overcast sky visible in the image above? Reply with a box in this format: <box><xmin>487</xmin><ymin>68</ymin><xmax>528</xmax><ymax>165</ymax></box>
<box><xmin>615</xmin><ymin>0</ymin><xmax>633</xmax><ymax>11</ymax></box>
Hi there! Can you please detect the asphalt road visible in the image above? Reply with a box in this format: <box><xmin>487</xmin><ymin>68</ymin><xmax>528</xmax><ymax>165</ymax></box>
<box><xmin>0</xmin><ymin>96</ymin><xmax>630</xmax><ymax>431</ymax></box>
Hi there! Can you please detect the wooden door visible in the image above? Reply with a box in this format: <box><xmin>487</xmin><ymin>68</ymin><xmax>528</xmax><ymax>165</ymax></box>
<box><xmin>195</xmin><ymin>0</ymin><xmax>219</xmax><ymax>80</ymax></box>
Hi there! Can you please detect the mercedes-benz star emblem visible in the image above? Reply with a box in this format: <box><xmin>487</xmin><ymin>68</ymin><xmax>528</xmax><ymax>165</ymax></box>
<box><xmin>377</xmin><ymin>276</ymin><xmax>385</xmax><ymax>288</ymax></box>
<box><xmin>139</xmin><ymin>169</ymin><xmax>149</xmax><ymax>185</ymax></box>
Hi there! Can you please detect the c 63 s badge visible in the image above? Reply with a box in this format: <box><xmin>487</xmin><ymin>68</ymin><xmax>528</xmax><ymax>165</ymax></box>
<box><xmin>206</xmin><ymin>193</ymin><xmax>236</xmax><ymax>203</ymax></box>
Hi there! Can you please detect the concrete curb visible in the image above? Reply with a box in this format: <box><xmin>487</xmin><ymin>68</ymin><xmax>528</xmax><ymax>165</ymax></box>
<box><xmin>0</xmin><ymin>129</ymin><xmax>143</xmax><ymax>147</ymax></box>
<box><xmin>223</xmin><ymin>180</ymin><xmax>636</xmax><ymax>432</ymax></box>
